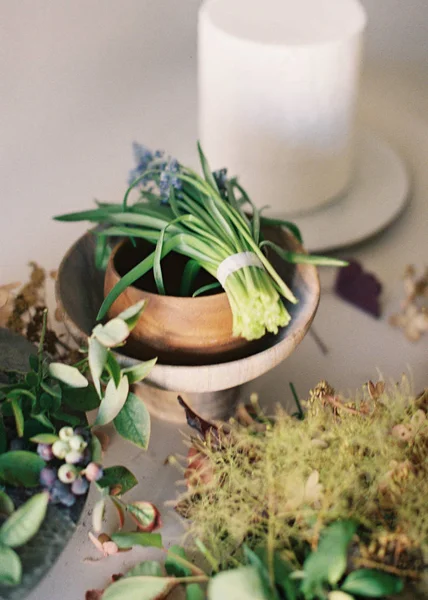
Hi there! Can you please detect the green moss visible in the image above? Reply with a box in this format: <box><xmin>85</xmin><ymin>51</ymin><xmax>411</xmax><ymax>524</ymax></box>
<box><xmin>178</xmin><ymin>378</ymin><xmax>428</xmax><ymax>576</ymax></box>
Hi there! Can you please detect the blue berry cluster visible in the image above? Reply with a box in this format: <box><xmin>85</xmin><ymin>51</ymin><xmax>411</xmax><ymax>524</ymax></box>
<box><xmin>38</xmin><ymin>427</ymin><xmax>103</xmax><ymax>508</ymax></box>
<box><xmin>128</xmin><ymin>142</ymin><xmax>183</xmax><ymax>203</ymax></box>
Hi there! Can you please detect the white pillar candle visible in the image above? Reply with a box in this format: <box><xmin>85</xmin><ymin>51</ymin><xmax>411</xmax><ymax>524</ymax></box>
<box><xmin>198</xmin><ymin>0</ymin><xmax>367</xmax><ymax>216</ymax></box>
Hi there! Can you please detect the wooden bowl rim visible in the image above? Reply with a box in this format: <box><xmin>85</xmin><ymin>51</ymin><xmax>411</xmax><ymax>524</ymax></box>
<box><xmin>56</xmin><ymin>229</ymin><xmax>320</xmax><ymax>391</ymax></box>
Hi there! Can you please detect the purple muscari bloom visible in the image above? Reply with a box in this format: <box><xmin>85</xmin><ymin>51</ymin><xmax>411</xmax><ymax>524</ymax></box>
<box><xmin>213</xmin><ymin>168</ymin><xmax>228</xmax><ymax>193</ymax></box>
<box><xmin>128</xmin><ymin>142</ymin><xmax>154</xmax><ymax>185</ymax></box>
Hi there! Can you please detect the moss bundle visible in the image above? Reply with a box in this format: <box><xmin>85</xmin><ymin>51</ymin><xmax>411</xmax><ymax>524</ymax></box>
<box><xmin>177</xmin><ymin>378</ymin><xmax>428</xmax><ymax>580</ymax></box>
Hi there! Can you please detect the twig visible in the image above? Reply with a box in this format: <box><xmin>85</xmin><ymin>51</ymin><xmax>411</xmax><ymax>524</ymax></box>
<box><xmin>353</xmin><ymin>557</ymin><xmax>421</xmax><ymax>580</ymax></box>
<box><xmin>325</xmin><ymin>395</ymin><xmax>367</xmax><ymax>416</ymax></box>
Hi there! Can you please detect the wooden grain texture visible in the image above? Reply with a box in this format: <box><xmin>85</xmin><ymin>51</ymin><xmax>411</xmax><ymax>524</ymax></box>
<box><xmin>104</xmin><ymin>239</ymin><xmax>257</xmax><ymax>365</ymax></box>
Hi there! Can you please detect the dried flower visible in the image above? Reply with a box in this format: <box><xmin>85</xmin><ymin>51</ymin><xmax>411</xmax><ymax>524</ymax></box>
<box><xmin>390</xmin><ymin>265</ymin><xmax>428</xmax><ymax>341</ymax></box>
<box><xmin>335</xmin><ymin>260</ymin><xmax>382</xmax><ymax>318</ymax></box>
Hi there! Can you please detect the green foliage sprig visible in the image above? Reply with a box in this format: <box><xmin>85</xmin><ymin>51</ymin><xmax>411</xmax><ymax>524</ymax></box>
<box><xmin>0</xmin><ymin>491</ymin><xmax>49</xmax><ymax>586</ymax></box>
<box><xmin>55</xmin><ymin>143</ymin><xmax>346</xmax><ymax>341</ymax></box>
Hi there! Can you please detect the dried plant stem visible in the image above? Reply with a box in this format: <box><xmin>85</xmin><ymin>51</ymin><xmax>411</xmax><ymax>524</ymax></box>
<box><xmin>353</xmin><ymin>558</ymin><xmax>421</xmax><ymax>580</ymax></box>
<box><xmin>325</xmin><ymin>395</ymin><xmax>367</xmax><ymax>416</ymax></box>
<box><xmin>266</xmin><ymin>441</ymin><xmax>276</xmax><ymax>586</ymax></box>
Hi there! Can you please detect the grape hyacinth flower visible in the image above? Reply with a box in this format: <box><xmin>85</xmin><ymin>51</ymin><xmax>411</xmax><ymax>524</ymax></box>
<box><xmin>159</xmin><ymin>157</ymin><xmax>183</xmax><ymax>203</ymax></box>
<box><xmin>128</xmin><ymin>142</ymin><xmax>154</xmax><ymax>186</ymax></box>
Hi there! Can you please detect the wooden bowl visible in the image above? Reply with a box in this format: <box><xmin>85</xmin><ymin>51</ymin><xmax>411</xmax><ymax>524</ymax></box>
<box><xmin>104</xmin><ymin>239</ymin><xmax>260</xmax><ymax>365</ymax></box>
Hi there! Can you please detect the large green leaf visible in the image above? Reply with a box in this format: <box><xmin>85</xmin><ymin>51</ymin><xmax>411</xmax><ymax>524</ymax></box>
<box><xmin>0</xmin><ymin>492</ymin><xmax>49</xmax><ymax>548</ymax></box>
<box><xmin>113</xmin><ymin>392</ymin><xmax>151</xmax><ymax>450</ymax></box>
<box><xmin>0</xmin><ymin>545</ymin><xmax>22</xmax><ymax>586</ymax></box>
<box><xmin>94</xmin><ymin>375</ymin><xmax>129</xmax><ymax>427</ymax></box>
<box><xmin>48</xmin><ymin>363</ymin><xmax>88</xmax><ymax>388</ymax></box>
<box><xmin>117</xmin><ymin>300</ymin><xmax>146</xmax><ymax>330</ymax></box>
<box><xmin>208</xmin><ymin>566</ymin><xmax>269</xmax><ymax>600</ymax></box>
<box><xmin>0</xmin><ymin>451</ymin><xmax>45</xmax><ymax>487</ymax></box>
<box><xmin>302</xmin><ymin>521</ymin><xmax>357</xmax><ymax>596</ymax></box>
<box><xmin>96</xmin><ymin>465</ymin><xmax>138</xmax><ymax>495</ymax></box>
<box><xmin>341</xmin><ymin>569</ymin><xmax>404</xmax><ymax>597</ymax></box>
<box><xmin>102</xmin><ymin>576</ymin><xmax>174</xmax><ymax>600</ymax></box>
<box><xmin>111</xmin><ymin>532</ymin><xmax>163</xmax><ymax>549</ymax></box>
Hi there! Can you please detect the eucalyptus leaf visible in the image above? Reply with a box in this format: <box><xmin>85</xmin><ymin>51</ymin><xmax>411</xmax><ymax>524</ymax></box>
<box><xmin>121</xmin><ymin>358</ymin><xmax>157</xmax><ymax>385</ymax></box>
<box><xmin>48</xmin><ymin>363</ymin><xmax>88</xmax><ymax>388</ymax></box>
<box><xmin>0</xmin><ymin>451</ymin><xmax>45</xmax><ymax>487</ymax></box>
<box><xmin>94</xmin><ymin>375</ymin><xmax>129</xmax><ymax>427</ymax></box>
<box><xmin>111</xmin><ymin>532</ymin><xmax>163</xmax><ymax>549</ymax></box>
<box><xmin>113</xmin><ymin>392</ymin><xmax>150</xmax><ymax>449</ymax></box>
<box><xmin>0</xmin><ymin>545</ymin><xmax>22</xmax><ymax>586</ymax></box>
<box><xmin>125</xmin><ymin>561</ymin><xmax>163</xmax><ymax>578</ymax></box>
<box><xmin>208</xmin><ymin>566</ymin><xmax>268</xmax><ymax>600</ymax></box>
<box><xmin>93</xmin><ymin>318</ymin><xmax>129</xmax><ymax>348</ymax></box>
<box><xmin>102</xmin><ymin>576</ymin><xmax>174</xmax><ymax>600</ymax></box>
<box><xmin>0</xmin><ymin>492</ymin><xmax>49</xmax><ymax>548</ymax></box>
<box><xmin>0</xmin><ymin>491</ymin><xmax>14</xmax><ymax>517</ymax></box>
<box><xmin>341</xmin><ymin>569</ymin><xmax>404</xmax><ymax>597</ymax></box>
<box><xmin>97</xmin><ymin>465</ymin><xmax>138</xmax><ymax>495</ymax></box>
<box><xmin>88</xmin><ymin>336</ymin><xmax>108</xmax><ymax>397</ymax></box>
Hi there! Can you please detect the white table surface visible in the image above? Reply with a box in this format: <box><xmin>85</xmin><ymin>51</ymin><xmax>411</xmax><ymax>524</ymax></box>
<box><xmin>0</xmin><ymin>2</ymin><xmax>427</xmax><ymax>599</ymax></box>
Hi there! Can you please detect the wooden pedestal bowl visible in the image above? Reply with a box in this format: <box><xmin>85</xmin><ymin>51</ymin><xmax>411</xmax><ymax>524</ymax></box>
<box><xmin>56</xmin><ymin>226</ymin><xmax>320</xmax><ymax>422</ymax></box>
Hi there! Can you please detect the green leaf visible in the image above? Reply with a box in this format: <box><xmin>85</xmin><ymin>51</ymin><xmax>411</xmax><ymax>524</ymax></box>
<box><xmin>102</xmin><ymin>576</ymin><xmax>174</xmax><ymax>600</ymax></box>
<box><xmin>244</xmin><ymin>545</ymin><xmax>279</xmax><ymax>600</ymax></box>
<box><xmin>106</xmin><ymin>352</ymin><xmax>122</xmax><ymax>388</ymax></box>
<box><xmin>254</xmin><ymin>549</ymin><xmax>296</xmax><ymax>600</ymax></box>
<box><xmin>0</xmin><ymin>418</ymin><xmax>6</xmax><ymax>454</ymax></box>
<box><xmin>94</xmin><ymin>375</ymin><xmax>129</xmax><ymax>427</ymax></box>
<box><xmin>29</xmin><ymin>354</ymin><xmax>39</xmax><ymax>372</ymax></box>
<box><xmin>48</xmin><ymin>363</ymin><xmax>88</xmax><ymax>388</ymax></box>
<box><xmin>342</xmin><ymin>569</ymin><xmax>404</xmax><ymax>597</ymax></box>
<box><xmin>180</xmin><ymin>259</ymin><xmax>201</xmax><ymax>296</ymax></box>
<box><xmin>0</xmin><ymin>545</ymin><xmax>22</xmax><ymax>586</ymax></box>
<box><xmin>328</xmin><ymin>593</ymin><xmax>355</xmax><ymax>600</ymax></box>
<box><xmin>113</xmin><ymin>392</ymin><xmax>151</xmax><ymax>450</ymax></box>
<box><xmin>92</xmin><ymin>498</ymin><xmax>106</xmax><ymax>533</ymax></box>
<box><xmin>40</xmin><ymin>380</ymin><xmax>62</xmax><ymax>399</ymax></box>
<box><xmin>302</xmin><ymin>521</ymin><xmax>357</xmax><ymax>596</ymax></box>
<box><xmin>62</xmin><ymin>384</ymin><xmax>101</xmax><ymax>412</ymax></box>
<box><xmin>96</xmin><ymin>465</ymin><xmax>138</xmax><ymax>495</ymax></box>
<box><xmin>111</xmin><ymin>532</ymin><xmax>163</xmax><ymax>550</ymax></box>
<box><xmin>186</xmin><ymin>583</ymin><xmax>205</xmax><ymax>600</ymax></box>
<box><xmin>88</xmin><ymin>336</ymin><xmax>108</xmax><ymax>397</ymax></box>
<box><xmin>32</xmin><ymin>413</ymin><xmax>57</xmax><ymax>431</ymax></box>
<box><xmin>165</xmin><ymin>545</ymin><xmax>192</xmax><ymax>578</ymax></box>
<box><xmin>110</xmin><ymin>496</ymin><xmax>126</xmax><ymax>529</ymax></box>
<box><xmin>121</xmin><ymin>358</ymin><xmax>157</xmax><ymax>385</ymax></box>
<box><xmin>117</xmin><ymin>299</ymin><xmax>146</xmax><ymax>330</ymax></box>
<box><xmin>53</xmin><ymin>410</ymin><xmax>82</xmax><ymax>427</ymax></box>
<box><xmin>0</xmin><ymin>451</ymin><xmax>45</xmax><ymax>487</ymax></box>
<box><xmin>125</xmin><ymin>561</ymin><xmax>163</xmax><ymax>578</ymax></box>
<box><xmin>0</xmin><ymin>491</ymin><xmax>14</xmax><ymax>517</ymax></box>
<box><xmin>0</xmin><ymin>492</ymin><xmax>49</xmax><ymax>547</ymax></box>
<box><xmin>25</xmin><ymin>372</ymin><xmax>38</xmax><ymax>387</ymax></box>
<box><xmin>197</xmin><ymin>142</ymin><xmax>220</xmax><ymax>193</ymax></box>
<box><xmin>93</xmin><ymin>318</ymin><xmax>129</xmax><ymax>348</ymax></box>
<box><xmin>126</xmin><ymin>502</ymin><xmax>159</xmax><ymax>532</ymax></box>
<box><xmin>95</xmin><ymin>233</ymin><xmax>112</xmax><ymax>270</ymax></box>
<box><xmin>10</xmin><ymin>398</ymin><xmax>24</xmax><ymax>438</ymax></box>
<box><xmin>90</xmin><ymin>434</ymin><xmax>103</xmax><ymax>463</ymax></box>
<box><xmin>208</xmin><ymin>566</ymin><xmax>269</xmax><ymax>600</ymax></box>
<box><xmin>29</xmin><ymin>433</ymin><xmax>59</xmax><ymax>444</ymax></box>
<box><xmin>260</xmin><ymin>240</ymin><xmax>348</xmax><ymax>267</ymax></box>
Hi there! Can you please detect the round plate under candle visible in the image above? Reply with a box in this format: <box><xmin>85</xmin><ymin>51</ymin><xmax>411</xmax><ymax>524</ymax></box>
<box><xmin>291</xmin><ymin>130</ymin><xmax>410</xmax><ymax>252</ymax></box>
